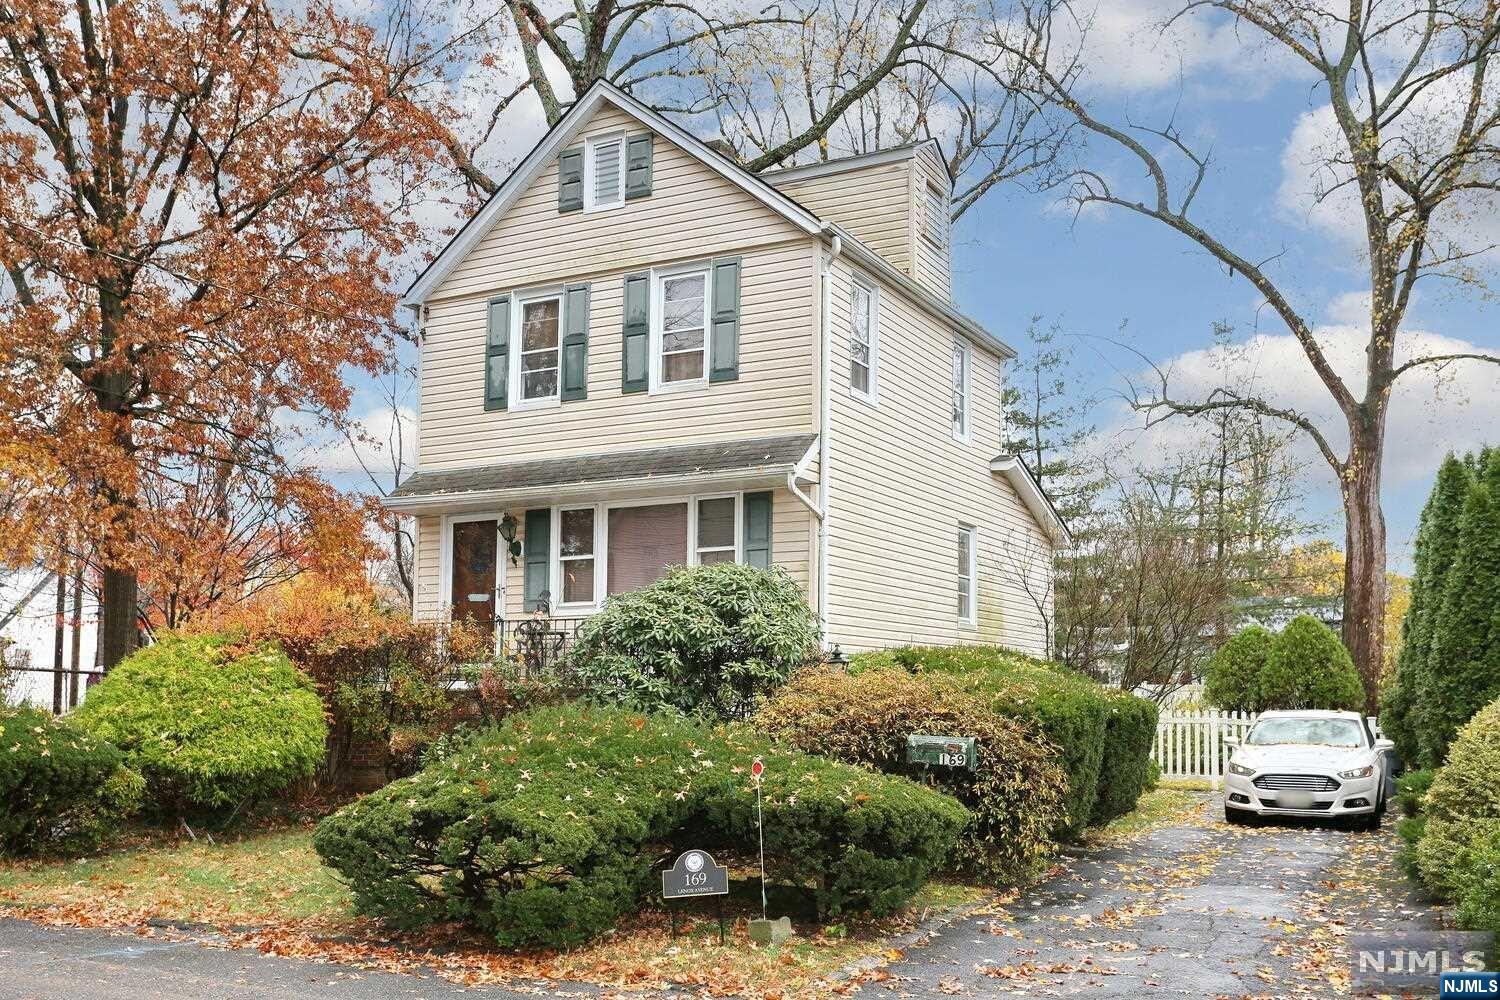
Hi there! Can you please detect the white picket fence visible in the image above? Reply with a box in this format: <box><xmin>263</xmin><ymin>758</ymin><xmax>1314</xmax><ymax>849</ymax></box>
<box><xmin>1152</xmin><ymin>709</ymin><xmax>1258</xmax><ymax>783</ymax></box>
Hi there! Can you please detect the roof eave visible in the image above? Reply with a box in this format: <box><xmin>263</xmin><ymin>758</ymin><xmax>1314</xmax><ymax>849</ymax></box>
<box><xmin>988</xmin><ymin>454</ymin><xmax>1072</xmax><ymax>546</ymax></box>
<box><xmin>383</xmin><ymin>465</ymin><xmax>799</xmax><ymax>517</ymax></box>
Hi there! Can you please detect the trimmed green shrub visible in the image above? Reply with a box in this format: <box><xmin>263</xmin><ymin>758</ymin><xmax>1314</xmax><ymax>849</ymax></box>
<box><xmin>314</xmin><ymin>705</ymin><xmax>966</xmax><ymax>948</ymax></box>
<box><xmin>568</xmin><ymin>563</ymin><xmax>821</xmax><ymax>720</ymax></box>
<box><xmin>755</xmin><ymin>666</ymin><xmax>1066</xmax><ymax>880</ymax></box>
<box><xmin>848</xmin><ymin>645</ymin><xmax>1155</xmax><ymax>839</ymax></box>
<box><xmin>1423</xmin><ymin>457</ymin><xmax>1500</xmax><ymax>765</ymax></box>
<box><xmin>74</xmin><ymin>634</ymin><xmax>328</xmax><ymax>814</ymax></box>
<box><xmin>1202</xmin><ymin>625</ymin><xmax>1274</xmax><ymax>713</ymax></box>
<box><xmin>1092</xmin><ymin>690</ymin><xmax>1160</xmax><ymax>826</ymax></box>
<box><xmin>0</xmin><ymin>707</ymin><xmax>144</xmax><ymax>856</ymax></box>
<box><xmin>1395</xmin><ymin>769</ymin><xmax>1436</xmax><ymax>818</ymax></box>
<box><xmin>1410</xmin><ymin>698</ymin><xmax>1500</xmax><ymax>929</ymax></box>
<box><xmin>1257</xmin><ymin>616</ymin><xmax>1363</xmax><ymax>711</ymax></box>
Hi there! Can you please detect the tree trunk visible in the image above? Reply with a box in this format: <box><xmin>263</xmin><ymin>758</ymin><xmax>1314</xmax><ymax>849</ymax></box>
<box><xmin>1341</xmin><ymin>422</ymin><xmax>1387</xmax><ymax>713</ymax></box>
<box><xmin>99</xmin><ymin>564</ymin><xmax>138</xmax><ymax>670</ymax></box>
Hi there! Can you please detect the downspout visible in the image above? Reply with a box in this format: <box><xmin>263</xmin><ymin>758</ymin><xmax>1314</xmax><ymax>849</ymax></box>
<box><xmin>816</xmin><ymin>226</ymin><xmax>841</xmax><ymax>643</ymax></box>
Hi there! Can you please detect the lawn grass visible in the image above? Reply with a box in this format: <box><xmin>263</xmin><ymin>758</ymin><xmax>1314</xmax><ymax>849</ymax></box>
<box><xmin>0</xmin><ymin>825</ymin><xmax>353</xmax><ymax>927</ymax></box>
<box><xmin>0</xmin><ymin>825</ymin><xmax>994</xmax><ymax>997</ymax></box>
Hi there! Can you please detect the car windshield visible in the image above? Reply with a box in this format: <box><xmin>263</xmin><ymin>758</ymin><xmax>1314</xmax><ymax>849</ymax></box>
<box><xmin>1245</xmin><ymin>718</ymin><xmax>1365</xmax><ymax>748</ymax></box>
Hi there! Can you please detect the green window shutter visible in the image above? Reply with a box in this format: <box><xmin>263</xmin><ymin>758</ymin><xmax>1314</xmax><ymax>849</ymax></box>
<box><xmin>523</xmin><ymin>508</ymin><xmax>551</xmax><ymax>611</ymax></box>
<box><xmin>709</xmin><ymin>257</ymin><xmax>741</xmax><ymax>383</ymax></box>
<box><xmin>561</xmin><ymin>283</ymin><xmax>590</xmax><ymax>401</ymax></box>
<box><xmin>743</xmin><ymin>491</ymin><xmax>773</xmax><ymax>570</ymax></box>
<box><xmin>621</xmin><ymin>272</ymin><xmax>650</xmax><ymax>394</ymax></box>
<box><xmin>484</xmin><ymin>295</ymin><xmax>510</xmax><ymax>411</ymax></box>
<box><xmin>625</xmin><ymin>133</ymin><xmax>653</xmax><ymax>200</ymax></box>
<box><xmin>558</xmin><ymin>147</ymin><xmax>584</xmax><ymax>213</ymax></box>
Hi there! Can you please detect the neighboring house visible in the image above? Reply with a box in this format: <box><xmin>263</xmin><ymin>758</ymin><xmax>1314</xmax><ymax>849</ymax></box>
<box><xmin>386</xmin><ymin>80</ymin><xmax>1068</xmax><ymax>656</ymax></box>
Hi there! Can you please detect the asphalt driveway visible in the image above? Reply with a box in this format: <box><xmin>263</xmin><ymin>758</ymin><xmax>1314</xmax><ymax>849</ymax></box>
<box><xmin>876</xmin><ymin>793</ymin><xmax>1443</xmax><ymax>998</ymax></box>
<box><xmin>0</xmin><ymin>794</ymin><xmax>1445</xmax><ymax>999</ymax></box>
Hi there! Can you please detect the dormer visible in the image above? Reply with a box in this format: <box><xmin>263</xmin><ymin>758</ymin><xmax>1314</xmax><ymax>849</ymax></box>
<box><xmin>764</xmin><ymin>140</ymin><xmax>953</xmax><ymax>300</ymax></box>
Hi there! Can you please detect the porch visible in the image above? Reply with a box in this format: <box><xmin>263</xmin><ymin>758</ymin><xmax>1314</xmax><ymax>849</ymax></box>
<box><xmin>385</xmin><ymin>435</ymin><xmax>821</xmax><ymax>652</ymax></box>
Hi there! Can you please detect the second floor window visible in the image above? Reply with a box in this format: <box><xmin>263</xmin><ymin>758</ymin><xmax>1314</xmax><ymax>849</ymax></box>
<box><xmin>585</xmin><ymin>133</ymin><xmax>625</xmax><ymax>211</ymax></box>
<box><xmin>518</xmin><ymin>296</ymin><xmax>561</xmax><ymax>405</ymax></box>
<box><xmin>850</xmin><ymin>278</ymin><xmax>877</xmax><ymax>401</ymax></box>
<box><xmin>655</xmin><ymin>269</ymin><xmax>709</xmax><ymax>388</ymax></box>
<box><xmin>951</xmin><ymin>341</ymin><xmax>971</xmax><ymax>440</ymax></box>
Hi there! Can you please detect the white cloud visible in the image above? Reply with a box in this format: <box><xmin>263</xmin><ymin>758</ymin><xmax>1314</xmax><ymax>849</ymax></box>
<box><xmin>1098</xmin><ymin>313</ymin><xmax>1500</xmax><ymax>545</ymax></box>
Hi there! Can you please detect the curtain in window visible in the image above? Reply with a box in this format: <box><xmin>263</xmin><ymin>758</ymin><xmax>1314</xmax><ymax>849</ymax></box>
<box><xmin>607</xmin><ymin>503</ymin><xmax>688</xmax><ymax>594</ymax></box>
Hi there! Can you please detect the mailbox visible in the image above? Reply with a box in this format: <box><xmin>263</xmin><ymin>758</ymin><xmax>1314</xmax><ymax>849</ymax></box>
<box><xmin>905</xmin><ymin>734</ymin><xmax>977</xmax><ymax>772</ymax></box>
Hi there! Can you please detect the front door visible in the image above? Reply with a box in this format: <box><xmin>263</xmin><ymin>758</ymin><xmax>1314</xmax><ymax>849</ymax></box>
<box><xmin>450</xmin><ymin>519</ymin><xmax>498</xmax><ymax>638</ymax></box>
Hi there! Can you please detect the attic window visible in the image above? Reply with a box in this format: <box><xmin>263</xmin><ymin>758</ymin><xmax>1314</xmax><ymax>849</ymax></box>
<box><xmin>585</xmin><ymin>133</ymin><xmax>626</xmax><ymax>211</ymax></box>
<box><xmin>923</xmin><ymin>182</ymin><xmax>948</xmax><ymax>248</ymax></box>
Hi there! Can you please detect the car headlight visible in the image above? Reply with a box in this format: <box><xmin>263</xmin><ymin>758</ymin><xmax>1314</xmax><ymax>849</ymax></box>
<box><xmin>1339</xmin><ymin>765</ymin><xmax>1375</xmax><ymax>779</ymax></box>
<box><xmin>1228</xmin><ymin>762</ymin><xmax>1255</xmax><ymax>777</ymax></box>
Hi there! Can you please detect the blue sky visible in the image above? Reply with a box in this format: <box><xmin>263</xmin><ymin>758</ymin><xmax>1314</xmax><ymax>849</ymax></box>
<box><xmin>326</xmin><ymin>1</ymin><xmax>1500</xmax><ymax>576</ymax></box>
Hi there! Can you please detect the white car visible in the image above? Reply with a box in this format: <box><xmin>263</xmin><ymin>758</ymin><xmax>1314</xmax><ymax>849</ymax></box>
<box><xmin>1223</xmin><ymin>710</ymin><xmax>1395</xmax><ymax>830</ymax></box>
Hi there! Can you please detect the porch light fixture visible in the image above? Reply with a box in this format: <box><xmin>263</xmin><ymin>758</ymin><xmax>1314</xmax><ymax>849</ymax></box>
<box><xmin>499</xmin><ymin>513</ymin><xmax>522</xmax><ymax>565</ymax></box>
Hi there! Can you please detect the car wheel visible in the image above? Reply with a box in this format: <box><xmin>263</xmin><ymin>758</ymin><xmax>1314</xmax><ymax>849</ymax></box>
<box><xmin>1224</xmin><ymin>805</ymin><xmax>1250</xmax><ymax>826</ymax></box>
<box><xmin>1353</xmin><ymin>806</ymin><xmax>1382</xmax><ymax>832</ymax></box>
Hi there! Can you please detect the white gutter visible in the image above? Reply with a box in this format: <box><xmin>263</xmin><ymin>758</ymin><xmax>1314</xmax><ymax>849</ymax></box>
<box><xmin>785</xmin><ymin>438</ymin><xmax>822</xmax><ymax>521</ymax></box>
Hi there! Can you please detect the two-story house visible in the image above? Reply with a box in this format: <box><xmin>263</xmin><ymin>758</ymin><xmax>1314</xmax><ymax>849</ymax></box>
<box><xmin>386</xmin><ymin>79</ymin><xmax>1069</xmax><ymax>657</ymax></box>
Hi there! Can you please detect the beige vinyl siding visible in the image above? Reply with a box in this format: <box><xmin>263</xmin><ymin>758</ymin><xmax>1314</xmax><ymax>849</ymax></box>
<box><xmin>419</xmin><ymin>239</ymin><xmax>817</xmax><ymax>468</ymax></box>
<box><xmin>413</xmin><ymin>515</ymin><xmax>443</xmax><ymax>621</ymax></box>
<box><xmin>430</xmin><ymin>105</ymin><xmax>806</xmax><ymax>302</ymax></box>
<box><xmin>771</xmin><ymin>160</ymin><xmax>913</xmax><ymax>277</ymax></box>
<box><xmin>911</xmin><ymin>145</ymin><xmax>952</xmax><ymax>301</ymax></box>
<box><xmin>823</xmin><ymin>259</ymin><xmax>1052</xmax><ymax>655</ymax></box>
<box><xmin>409</xmin><ymin>490</ymin><xmax>812</xmax><ymax>624</ymax></box>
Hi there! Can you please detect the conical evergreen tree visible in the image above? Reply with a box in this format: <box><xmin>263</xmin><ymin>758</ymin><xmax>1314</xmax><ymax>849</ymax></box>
<box><xmin>1385</xmin><ymin>454</ymin><xmax>1475</xmax><ymax>763</ymax></box>
<box><xmin>1422</xmin><ymin>451</ymin><xmax>1500</xmax><ymax>766</ymax></box>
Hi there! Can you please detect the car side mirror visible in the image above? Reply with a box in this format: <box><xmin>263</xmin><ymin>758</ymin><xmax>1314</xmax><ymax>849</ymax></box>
<box><xmin>1375</xmin><ymin>738</ymin><xmax>1395</xmax><ymax>752</ymax></box>
<box><xmin>1224</xmin><ymin>736</ymin><xmax>1239</xmax><ymax>748</ymax></box>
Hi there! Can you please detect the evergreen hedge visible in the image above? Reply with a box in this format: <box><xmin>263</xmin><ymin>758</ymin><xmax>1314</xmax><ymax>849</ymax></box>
<box><xmin>1422</xmin><ymin>452</ymin><xmax>1500</xmax><ymax>765</ymax></box>
<box><xmin>1202</xmin><ymin>625</ymin><xmax>1274</xmax><ymax>714</ymax></box>
<box><xmin>755</xmin><ymin>666</ymin><xmax>1066</xmax><ymax>881</ymax></box>
<box><xmin>846</xmin><ymin>646</ymin><xmax>1156</xmax><ymax>839</ymax></box>
<box><xmin>314</xmin><ymin>705</ymin><xmax>967</xmax><ymax>948</ymax></box>
<box><xmin>74</xmin><ymin>634</ymin><xmax>328</xmax><ymax>814</ymax></box>
<box><xmin>1256</xmin><ymin>615</ymin><xmax>1364</xmax><ymax>712</ymax></box>
<box><xmin>0</xmin><ymin>707</ymin><xmax>144</xmax><ymax>856</ymax></box>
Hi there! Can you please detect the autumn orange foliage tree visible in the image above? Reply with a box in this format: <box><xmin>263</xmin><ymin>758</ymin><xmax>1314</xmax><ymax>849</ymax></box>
<box><xmin>0</xmin><ymin>0</ymin><xmax>463</xmax><ymax>663</ymax></box>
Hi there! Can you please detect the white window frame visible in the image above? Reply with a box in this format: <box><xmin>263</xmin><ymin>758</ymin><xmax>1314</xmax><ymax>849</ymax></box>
<box><xmin>957</xmin><ymin>524</ymin><xmax>977</xmax><ymax>627</ymax></box>
<box><xmin>552</xmin><ymin>504</ymin><xmax>602</xmax><ymax>611</ymax></box>
<box><xmin>923</xmin><ymin>182</ymin><xmax>948</xmax><ymax>248</ymax></box>
<box><xmin>849</xmin><ymin>274</ymin><xmax>879</xmax><ymax>404</ymax></box>
<box><xmin>548</xmin><ymin>492</ymin><xmax>747</xmax><ymax>611</ymax></box>
<box><xmin>438</xmin><ymin>511</ymin><xmax>504</xmax><ymax>649</ymax></box>
<box><xmin>649</xmin><ymin>262</ymin><xmax>711</xmax><ymax>394</ymax></box>
<box><xmin>509</xmin><ymin>286</ymin><xmax>566</xmax><ymax>411</ymax></box>
<box><xmin>951</xmin><ymin>340</ymin><xmax>972</xmax><ymax>442</ymax></box>
<box><xmin>693</xmin><ymin>493</ymin><xmax>743</xmax><ymax>565</ymax></box>
<box><xmin>583</xmin><ymin>132</ymin><xmax>626</xmax><ymax>213</ymax></box>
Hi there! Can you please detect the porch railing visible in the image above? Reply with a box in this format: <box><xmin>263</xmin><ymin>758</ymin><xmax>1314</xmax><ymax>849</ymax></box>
<box><xmin>499</xmin><ymin>614</ymin><xmax>592</xmax><ymax>676</ymax></box>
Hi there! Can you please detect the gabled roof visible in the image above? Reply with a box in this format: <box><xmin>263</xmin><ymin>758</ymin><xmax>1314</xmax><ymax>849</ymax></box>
<box><xmin>989</xmin><ymin>454</ymin><xmax>1072</xmax><ymax>546</ymax></box>
<box><xmin>403</xmin><ymin>78</ymin><xmax>1014</xmax><ymax>359</ymax></box>
<box><xmin>405</xmin><ymin>80</ymin><xmax>822</xmax><ymax>305</ymax></box>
